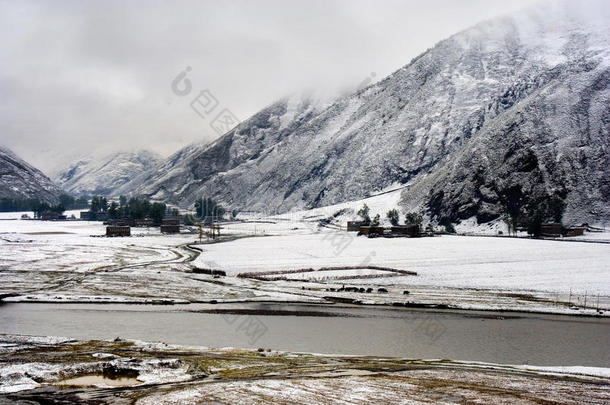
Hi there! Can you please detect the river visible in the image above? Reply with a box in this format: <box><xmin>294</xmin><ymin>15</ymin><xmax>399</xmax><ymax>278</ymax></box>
<box><xmin>1</xmin><ymin>302</ymin><xmax>608</xmax><ymax>367</ymax></box>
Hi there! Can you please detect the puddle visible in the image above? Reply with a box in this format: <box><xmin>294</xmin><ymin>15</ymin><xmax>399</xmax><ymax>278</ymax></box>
<box><xmin>56</xmin><ymin>374</ymin><xmax>142</xmax><ymax>387</ymax></box>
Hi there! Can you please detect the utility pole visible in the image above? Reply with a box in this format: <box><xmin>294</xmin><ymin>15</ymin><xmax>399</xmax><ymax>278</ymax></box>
<box><xmin>596</xmin><ymin>293</ymin><xmax>600</xmax><ymax>311</ymax></box>
<box><xmin>584</xmin><ymin>290</ymin><xmax>587</xmax><ymax>309</ymax></box>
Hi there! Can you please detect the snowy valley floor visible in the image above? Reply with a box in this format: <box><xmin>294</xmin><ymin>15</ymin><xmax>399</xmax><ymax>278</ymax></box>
<box><xmin>1</xmin><ymin>213</ymin><xmax>609</xmax><ymax>315</ymax></box>
<box><xmin>1</xmin><ymin>214</ymin><xmax>610</xmax><ymax>402</ymax></box>
<box><xmin>1</xmin><ymin>335</ymin><xmax>609</xmax><ymax>404</ymax></box>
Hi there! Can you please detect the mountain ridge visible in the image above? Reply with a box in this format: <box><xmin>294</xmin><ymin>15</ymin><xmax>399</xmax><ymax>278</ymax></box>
<box><xmin>54</xmin><ymin>150</ymin><xmax>163</xmax><ymax>197</ymax></box>
<box><xmin>117</xmin><ymin>0</ymin><xmax>610</xmax><ymax>225</ymax></box>
<box><xmin>0</xmin><ymin>146</ymin><xmax>62</xmax><ymax>204</ymax></box>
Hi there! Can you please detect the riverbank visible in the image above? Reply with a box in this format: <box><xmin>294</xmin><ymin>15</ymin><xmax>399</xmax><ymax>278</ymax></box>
<box><xmin>1</xmin><ymin>335</ymin><xmax>608</xmax><ymax>404</ymax></box>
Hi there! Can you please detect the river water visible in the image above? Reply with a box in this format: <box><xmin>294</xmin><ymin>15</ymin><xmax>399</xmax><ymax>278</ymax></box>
<box><xmin>1</xmin><ymin>302</ymin><xmax>608</xmax><ymax>367</ymax></box>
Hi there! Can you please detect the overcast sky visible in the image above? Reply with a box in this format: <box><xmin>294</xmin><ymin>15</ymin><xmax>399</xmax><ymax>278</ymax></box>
<box><xmin>0</xmin><ymin>0</ymin><xmax>537</xmax><ymax>173</ymax></box>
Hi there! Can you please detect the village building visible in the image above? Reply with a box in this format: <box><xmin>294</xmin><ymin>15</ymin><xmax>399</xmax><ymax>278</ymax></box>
<box><xmin>391</xmin><ymin>224</ymin><xmax>421</xmax><ymax>237</ymax></box>
<box><xmin>540</xmin><ymin>223</ymin><xmax>563</xmax><ymax>237</ymax></box>
<box><xmin>563</xmin><ymin>226</ymin><xmax>585</xmax><ymax>237</ymax></box>
<box><xmin>106</xmin><ymin>226</ymin><xmax>131</xmax><ymax>237</ymax></box>
<box><xmin>347</xmin><ymin>221</ymin><xmax>364</xmax><ymax>232</ymax></box>
<box><xmin>80</xmin><ymin>211</ymin><xmax>109</xmax><ymax>221</ymax></box>
<box><xmin>40</xmin><ymin>211</ymin><xmax>66</xmax><ymax>221</ymax></box>
<box><xmin>355</xmin><ymin>223</ymin><xmax>422</xmax><ymax>238</ymax></box>
<box><xmin>540</xmin><ymin>223</ymin><xmax>586</xmax><ymax>237</ymax></box>
<box><xmin>135</xmin><ymin>219</ymin><xmax>154</xmax><ymax>227</ymax></box>
<box><xmin>358</xmin><ymin>226</ymin><xmax>385</xmax><ymax>237</ymax></box>
<box><xmin>160</xmin><ymin>217</ymin><xmax>180</xmax><ymax>234</ymax></box>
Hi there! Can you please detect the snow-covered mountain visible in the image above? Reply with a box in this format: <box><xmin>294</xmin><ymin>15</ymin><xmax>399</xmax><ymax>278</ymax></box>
<box><xmin>54</xmin><ymin>150</ymin><xmax>162</xmax><ymax>197</ymax></box>
<box><xmin>119</xmin><ymin>0</ymin><xmax>610</xmax><ymax>225</ymax></box>
<box><xmin>0</xmin><ymin>146</ymin><xmax>61</xmax><ymax>203</ymax></box>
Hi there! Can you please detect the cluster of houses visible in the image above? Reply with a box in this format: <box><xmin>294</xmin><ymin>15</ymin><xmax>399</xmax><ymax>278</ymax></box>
<box><xmin>102</xmin><ymin>215</ymin><xmax>224</xmax><ymax>237</ymax></box>
<box><xmin>80</xmin><ymin>211</ymin><xmax>109</xmax><ymax>221</ymax></box>
<box><xmin>348</xmin><ymin>220</ymin><xmax>586</xmax><ymax>238</ymax></box>
<box><xmin>347</xmin><ymin>221</ymin><xmax>422</xmax><ymax>237</ymax></box>
<box><xmin>105</xmin><ymin>217</ymin><xmax>182</xmax><ymax>237</ymax></box>
<box><xmin>539</xmin><ymin>223</ymin><xmax>585</xmax><ymax>237</ymax></box>
<box><xmin>38</xmin><ymin>211</ymin><xmax>68</xmax><ymax>221</ymax></box>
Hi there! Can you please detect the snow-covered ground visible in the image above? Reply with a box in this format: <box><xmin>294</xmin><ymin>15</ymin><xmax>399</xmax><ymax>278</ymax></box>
<box><xmin>1</xmin><ymin>214</ymin><xmax>609</xmax><ymax>314</ymax></box>
<box><xmin>194</xmin><ymin>226</ymin><xmax>610</xmax><ymax>296</ymax></box>
<box><xmin>0</xmin><ymin>217</ymin><xmax>193</xmax><ymax>275</ymax></box>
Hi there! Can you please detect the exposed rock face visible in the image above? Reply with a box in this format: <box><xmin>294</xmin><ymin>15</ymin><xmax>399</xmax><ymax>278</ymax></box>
<box><xmin>420</xmin><ymin>59</ymin><xmax>610</xmax><ymax>226</ymax></box>
<box><xmin>54</xmin><ymin>150</ymin><xmax>162</xmax><ymax>197</ymax></box>
<box><xmin>120</xmin><ymin>0</ymin><xmax>610</xmax><ymax>224</ymax></box>
<box><xmin>0</xmin><ymin>146</ymin><xmax>61</xmax><ymax>203</ymax></box>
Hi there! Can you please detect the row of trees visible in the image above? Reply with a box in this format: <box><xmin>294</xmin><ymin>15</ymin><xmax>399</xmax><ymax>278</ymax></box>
<box><xmin>86</xmin><ymin>195</ymin><xmax>233</xmax><ymax>225</ymax></box>
<box><xmin>195</xmin><ymin>197</ymin><xmax>226</xmax><ymax>219</ymax></box>
<box><xmin>90</xmin><ymin>196</ymin><xmax>108</xmax><ymax>213</ymax></box>
<box><xmin>0</xmin><ymin>198</ymin><xmax>42</xmax><ymax>212</ymax></box>
<box><xmin>357</xmin><ymin>204</ymin><xmax>424</xmax><ymax>227</ymax></box>
<box><xmin>112</xmin><ymin>197</ymin><xmax>178</xmax><ymax>225</ymax></box>
<box><xmin>0</xmin><ymin>193</ymin><xmax>88</xmax><ymax>213</ymax></box>
<box><xmin>32</xmin><ymin>201</ymin><xmax>66</xmax><ymax>218</ymax></box>
<box><xmin>502</xmin><ymin>194</ymin><xmax>566</xmax><ymax>237</ymax></box>
<box><xmin>359</xmin><ymin>197</ymin><xmax>566</xmax><ymax>236</ymax></box>
<box><xmin>2</xmin><ymin>191</ymin><xmax>235</xmax><ymax>225</ymax></box>
<box><xmin>59</xmin><ymin>193</ymin><xmax>89</xmax><ymax>210</ymax></box>
<box><xmin>87</xmin><ymin>195</ymin><xmax>179</xmax><ymax>225</ymax></box>
<box><xmin>356</xmin><ymin>205</ymin><xmax>458</xmax><ymax>234</ymax></box>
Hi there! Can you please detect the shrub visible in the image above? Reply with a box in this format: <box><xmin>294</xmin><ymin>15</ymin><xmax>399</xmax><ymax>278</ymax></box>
<box><xmin>357</xmin><ymin>204</ymin><xmax>371</xmax><ymax>225</ymax></box>
<box><xmin>405</xmin><ymin>212</ymin><xmax>423</xmax><ymax>225</ymax></box>
<box><xmin>371</xmin><ymin>214</ymin><xmax>380</xmax><ymax>226</ymax></box>
<box><xmin>386</xmin><ymin>209</ymin><xmax>399</xmax><ymax>226</ymax></box>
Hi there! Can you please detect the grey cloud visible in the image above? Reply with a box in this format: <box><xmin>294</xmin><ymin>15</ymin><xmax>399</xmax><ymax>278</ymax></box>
<box><xmin>0</xmin><ymin>0</ymin><xmax>536</xmax><ymax>173</ymax></box>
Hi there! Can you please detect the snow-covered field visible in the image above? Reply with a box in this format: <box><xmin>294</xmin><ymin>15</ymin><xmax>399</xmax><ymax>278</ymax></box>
<box><xmin>1</xmin><ymin>214</ymin><xmax>609</xmax><ymax>313</ymax></box>
<box><xmin>0</xmin><ymin>218</ymin><xmax>194</xmax><ymax>292</ymax></box>
<box><xmin>194</xmin><ymin>226</ymin><xmax>610</xmax><ymax>295</ymax></box>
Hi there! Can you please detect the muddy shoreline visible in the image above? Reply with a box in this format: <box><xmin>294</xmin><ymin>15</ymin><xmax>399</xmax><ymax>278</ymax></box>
<box><xmin>2</xmin><ymin>297</ymin><xmax>607</xmax><ymax>320</ymax></box>
<box><xmin>1</xmin><ymin>335</ymin><xmax>608</xmax><ymax>404</ymax></box>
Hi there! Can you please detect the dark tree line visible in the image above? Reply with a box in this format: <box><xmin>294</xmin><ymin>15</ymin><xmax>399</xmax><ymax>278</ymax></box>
<box><xmin>104</xmin><ymin>195</ymin><xmax>174</xmax><ymax>225</ymax></box>
<box><xmin>0</xmin><ymin>198</ymin><xmax>40</xmax><ymax>212</ymax></box>
<box><xmin>195</xmin><ymin>197</ymin><xmax>225</xmax><ymax>219</ymax></box>
<box><xmin>32</xmin><ymin>201</ymin><xmax>66</xmax><ymax>218</ymax></box>
<box><xmin>59</xmin><ymin>194</ymin><xmax>89</xmax><ymax>210</ymax></box>
<box><xmin>0</xmin><ymin>193</ymin><xmax>87</xmax><ymax>213</ymax></box>
<box><xmin>89</xmin><ymin>196</ymin><xmax>108</xmax><ymax>213</ymax></box>
<box><xmin>502</xmin><ymin>193</ymin><xmax>566</xmax><ymax>237</ymax></box>
<box><xmin>358</xmin><ymin>205</ymin><xmax>424</xmax><ymax>227</ymax></box>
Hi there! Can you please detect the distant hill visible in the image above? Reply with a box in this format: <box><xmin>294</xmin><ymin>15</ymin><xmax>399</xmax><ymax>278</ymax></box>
<box><xmin>53</xmin><ymin>150</ymin><xmax>162</xmax><ymax>197</ymax></box>
<box><xmin>0</xmin><ymin>146</ymin><xmax>61</xmax><ymax>204</ymax></box>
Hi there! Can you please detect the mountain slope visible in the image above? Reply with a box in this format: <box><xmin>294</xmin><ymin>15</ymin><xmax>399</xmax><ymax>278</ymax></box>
<box><xmin>406</xmin><ymin>58</ymin><xmax>610</xmax><ymax>225</ymax></box>
<box><xmin>0</xmin><ymin>146</ymin><xmax>61</xmax><ymax>203</ymax></box>
<box><xmin>121</xmin><ymin>0</ymin><xmax>610</xmax><ymax>224</ymax></box>
<box><xmin>54</xmin><ymin>150</ymin><xmax>162</xmax><ymax>196</ymax></box>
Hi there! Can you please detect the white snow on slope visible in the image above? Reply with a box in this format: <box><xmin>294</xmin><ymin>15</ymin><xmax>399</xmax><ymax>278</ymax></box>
<box><xmin>53</xmin><ymin>150</ymin><xmax>162</xmax><ymax>196</ymax></box>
